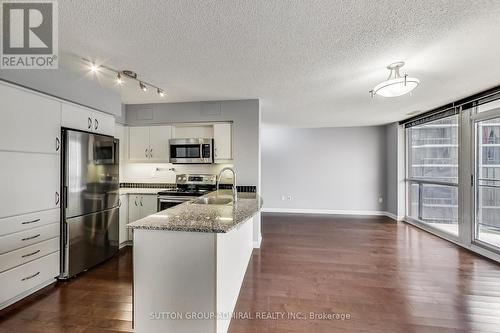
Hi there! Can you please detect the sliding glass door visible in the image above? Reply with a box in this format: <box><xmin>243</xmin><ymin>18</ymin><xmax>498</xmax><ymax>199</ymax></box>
<box><xmin>406</xmin><ymin>114</ymin><xmax>459</xmax><ymax>236</ymax></box>
<box><xmin>473</xmin><ymin>112</ymin><xmax>500</xmax><ymax>251</ymax></box>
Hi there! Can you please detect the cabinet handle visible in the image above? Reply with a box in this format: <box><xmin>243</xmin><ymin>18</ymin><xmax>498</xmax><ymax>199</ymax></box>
<box><xmin>22</xmin><ymin>249</ymin><xmax>40</xmax><ymax>258</ymax></box>
<box><xmin>140</xmin><ymin>197</ymin><xmax>143</xmax><ymax>206</ymax></box>
<box><xmin>135</xmin><ymin>198</ymin><xmax>138</xmax><ymax>206</ymax></box>
<box><xmin>145</xmin><ymin>148</ymin><xmax>148</xmax><ymax>158</ymax></box>
<box><xmin>21</xmin><ymin>218</ymin><xmax>40</xmax><ymax>225</ymax></box>
<box><xmin>118</xmin><ymin>199</ymin><xmax>122</xmax><ymax>208</ymax></box>
<box><xmin>22</xmin><ymin>234</ymin><xmax>40</xmax><ymax>241</ymax></box>
<box><xmin>88</xmin><ymin>117</ymin><xmax>92</xmax><ymax>129</ymax></box>
<box><xmin>95</xmin><ymin>118</ymin><xmax>99</xmax><ymax>130</ymax></box>
<box><xmin>55</xmin><ymin>137</ymin><xmax>60</xmax><ymax>151</ymax></box>
<box><xmin>21</xmin><ymin>272</ymin><xmax>40</xmax><ymax>281</ymax></box>
<box><xmin>150</xmin><ymin>148</ymin><xmax>153</xmax><ymax>158</ymax></box>
<box><xmin>55</xmin><ymin>192</ymin><xmax>60</xmax><ymax>205</ymax></box>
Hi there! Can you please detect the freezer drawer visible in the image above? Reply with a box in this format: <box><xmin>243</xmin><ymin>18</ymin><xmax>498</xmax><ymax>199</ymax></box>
<box><xmin>63</xmin><ymin>207</ymin><xmax>119</xmax><ymax>278</ymax></box>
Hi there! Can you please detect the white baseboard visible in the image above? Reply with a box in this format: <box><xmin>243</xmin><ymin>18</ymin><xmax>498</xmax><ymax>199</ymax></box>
<box><xmin>253</xmin><ymin>234</ymin><xmax>262</xmax><ymax>249</ymax></box>
<box><xmin>261</xmin><ymin>208</ymin><xmax>402</xmax><ymax>221</ymax></box>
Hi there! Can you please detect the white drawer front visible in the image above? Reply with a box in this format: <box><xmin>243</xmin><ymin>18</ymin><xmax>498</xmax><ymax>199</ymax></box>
<box><xmin>0</xmin><ymin>251</ymin><xmax>59</xmax><ymax>305</ymax></box>
<box><xmin>0</xmin><ymin>209</ymin><xmax>59</xmax><ymax>237</ymax></box>
<box><xmin>0</xmin><ymin>223</ymin><xmax>59</xmax><ymax>255</ymax></box>
<box><xmin>0</xmin><ymin>237</ymin><xmax>59</xmax><ymax>273</ymax></box>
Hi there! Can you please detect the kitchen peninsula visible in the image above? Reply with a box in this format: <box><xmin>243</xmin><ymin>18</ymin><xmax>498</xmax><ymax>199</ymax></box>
<box><xmin>128</xmin><ymin>189</ymin><xmax>262</xmax><ymax>333</ymax></box>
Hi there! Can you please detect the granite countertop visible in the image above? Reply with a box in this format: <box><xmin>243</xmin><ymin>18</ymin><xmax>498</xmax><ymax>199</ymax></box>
<box><xmin>127</xmin><ymin>190</ymin><xmax>262</xmax><ymax>233</ymax></box>
<box><xmin>119</xmin><ymin>188</ymin><xmax>166</xmax><ymax>195</ymax></box>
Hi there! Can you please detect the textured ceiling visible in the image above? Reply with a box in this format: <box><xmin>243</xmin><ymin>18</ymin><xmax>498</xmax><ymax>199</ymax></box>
<box><xmin>59</xmin><ymin>0</ymin><xmax>500</xmax><ymax>127</ymax></box>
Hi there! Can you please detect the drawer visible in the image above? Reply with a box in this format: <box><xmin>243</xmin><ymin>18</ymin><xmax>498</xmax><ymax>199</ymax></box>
<box><xmin>0</xmin><ymin>209</ymin><xmax>59</xmax><ymax>237</ymax></box>
<box><xmin>0</xmin><ymin>237</ymin><xmax>59</xmax><ymax>273</ymax></box>
<box><xmin>0</xmin><ymin>252</ymin><xmax>59</xmax><ymax>305</ymax></box>
<box><xmin>0</xmin><ymin>223</ymin><xmax>59</xmax><ymax>255</ymax></box>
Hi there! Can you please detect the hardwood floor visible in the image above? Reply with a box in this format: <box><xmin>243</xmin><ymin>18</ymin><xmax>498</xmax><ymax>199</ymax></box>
<box><xmin>229</xmin><ymin>214</ymin><xmax>500</xmax><ymax>333</ymax></box>
<box><xmin>1</xmin><ymin>214</ymin><xmax>500</xmax><ymax>332</ymax></box>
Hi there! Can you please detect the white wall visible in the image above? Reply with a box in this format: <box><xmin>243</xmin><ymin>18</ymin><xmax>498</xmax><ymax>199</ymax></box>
<box><xmin>385</xmin><ymin>122</ymin><xmax>406</xmax><ymax>219</ymax></box>
<box><xmin>261</xmin><ymin>126</ymin><xmax>388</xmax><ymax>214</ymax></box>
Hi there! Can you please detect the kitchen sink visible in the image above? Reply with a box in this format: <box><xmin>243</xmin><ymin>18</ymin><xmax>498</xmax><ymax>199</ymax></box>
<box><xmin>192</xmin><ymin>197</ymin><xmax>233</xmax><ymax>205</ymax></box>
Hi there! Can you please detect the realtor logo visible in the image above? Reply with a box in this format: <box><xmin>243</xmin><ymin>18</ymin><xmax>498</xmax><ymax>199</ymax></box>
<box><xmin>1</xmin><ymin>0</ymin><xmax>58</xmax><ymax>69</ymax></box>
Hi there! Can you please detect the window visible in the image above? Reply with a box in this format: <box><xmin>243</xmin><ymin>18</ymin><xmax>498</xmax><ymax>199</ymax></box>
<box><xmin>406</xmin><ymin>115</ymin><xmax>459</xmax><ymax>236</ymax></box>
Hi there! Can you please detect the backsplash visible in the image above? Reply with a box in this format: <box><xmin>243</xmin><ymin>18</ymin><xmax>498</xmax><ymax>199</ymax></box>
<box><xmin>120</xmin><ymin>182</ymin><xmax>257</xmax><ymax>192</ymax></box>
<box><xmin>120</xmin><ymin>183</ymin><xmax>176</xmax><ymax>189</ymax></box>
<box><xmin>218</xmin><ymin>184</ymin><xmax>257</xmax><ymax>193</ymax></box>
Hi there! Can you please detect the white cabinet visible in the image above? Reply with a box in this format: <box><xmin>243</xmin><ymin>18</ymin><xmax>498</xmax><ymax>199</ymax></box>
<box><xmin>149</xmin><ymin>126</ymin><xmax>172</xmax><ymax>162</ymax></box>
<box><xmin>119</xmin><ymin>195</ymin><xmax>129</xmax><ymax>245</ymax></box>
<box><xmin>128</xmin><ymin>126</ymin><xmax>172</xmax><ymax>162</ymax></box>
<box><xmin>61</xmin><ymin>103</ymin><xmax>115</xmax><ymax>136</ymax></box>
<box><xmin>0</xmin><ymin>83</ymin><xmax>61</xmax><ymax>154</ymax></box>
<box><xmin>213</xmin><ymin>123</ymin><xmax>233</xmax><ymax>161</ymax></box>
<box><xmin>129</xmin><ymin>127</ymin><xmax>151</xmax><ymax>161</ymax></box>
<box><xmin>128</xmin><ymin>195</ymin><xmax>157</xmax><ymax>223</ymax></box>
<box><xmin>140</xmin><ymin>195</ymin><xmax>158</xmax><ymax>219</ymax></box>
<box><xmin>0</xmin><ymin>252</ymin><xmax>59</xmax><ymax>307</ymax></box>
<box><xmin>0</xmin><ymin>152</ymin><xmax>60</xmax><ymax>219</ymax></box>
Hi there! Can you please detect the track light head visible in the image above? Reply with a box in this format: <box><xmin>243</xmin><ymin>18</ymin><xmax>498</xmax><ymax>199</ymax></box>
<box><xmin>157</xmin><ymin>88</ymin><xmax>165</xmax><ymax>97</ymax></box>
<box><xmin>116</xmin><ymin>73</ymin><xmax>123</xmax><ymax>85</ymax></box>
<box><xmin>89</xmin><ymin>63</ymin><xmax>100</xmax><ymax>73</ymax></box>
<box><xmin>139</xmin><ymin>81</ymin><xmax>148</xmax><ymax>92</ymax></box>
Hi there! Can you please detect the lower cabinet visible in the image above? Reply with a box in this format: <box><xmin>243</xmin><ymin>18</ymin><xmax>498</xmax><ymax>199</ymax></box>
<box><xmin>0</xmin><ymin>251</ymin><xmax>59</xmax><ymax>308</ymax></box>
<box><xmin>128</xmin><ymin>194</ymin><xmax>158</xmax><ymax>242</ymax></box>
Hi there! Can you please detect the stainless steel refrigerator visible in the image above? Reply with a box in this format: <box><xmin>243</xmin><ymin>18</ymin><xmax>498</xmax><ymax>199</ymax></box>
<box><xmin>60</xmin><ymin>129</ymin><xmax>120</xmax><ymax>279</ymax></box>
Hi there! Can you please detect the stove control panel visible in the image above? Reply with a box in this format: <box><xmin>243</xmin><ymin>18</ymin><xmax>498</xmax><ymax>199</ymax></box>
<box><xmin>176</xmin><ymin>174</ymin><xmax>217</xmax><ymax>185</ymax></box>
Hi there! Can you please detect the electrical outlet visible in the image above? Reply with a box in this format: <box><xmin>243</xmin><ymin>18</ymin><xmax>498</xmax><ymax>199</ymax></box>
<box><xmin>378</xmin><ymin>197</ymin><xmax>383</xmax><ymax>204</ymax></box>
<box><xmin>281</xmin><ymin>195</ymin><xmax>286</xmax><ymax>201</ymax></box>
<box><xmin>287</xmin><ymin>195</ymin><xmax>292</xmax><ymax>201</ymax></box>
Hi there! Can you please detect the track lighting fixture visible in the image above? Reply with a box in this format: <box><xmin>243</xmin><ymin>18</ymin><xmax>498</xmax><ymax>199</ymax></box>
<box><xmin>82</xmin><ymin>58</ymin><xmax>166</xmax><ymax>97</ymax></box>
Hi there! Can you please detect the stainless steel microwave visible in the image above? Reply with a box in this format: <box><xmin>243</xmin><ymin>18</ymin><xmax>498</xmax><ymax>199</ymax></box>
<box><xmin>169</xmin><ymin>138</ymin><xmax>214</xmax><ymax>164</ymax></box>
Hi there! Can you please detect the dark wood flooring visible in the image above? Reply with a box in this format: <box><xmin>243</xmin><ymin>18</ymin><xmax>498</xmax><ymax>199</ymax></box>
<box><xmin>1</xmin><ymin>214</ymin><xmax>500</xmax><ymax>332</ymax></box>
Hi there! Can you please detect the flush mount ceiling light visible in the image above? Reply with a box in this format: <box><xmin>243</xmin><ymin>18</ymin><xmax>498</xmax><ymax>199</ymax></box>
<box><xmin>82</xmin><ymin>58</ymin><xmax>166</xmax><ymax>97</ymax></box>
<box><xmin>370</xmin><ymin>62</ymin><xmax>419</xmax><ymax>98</ymax></box>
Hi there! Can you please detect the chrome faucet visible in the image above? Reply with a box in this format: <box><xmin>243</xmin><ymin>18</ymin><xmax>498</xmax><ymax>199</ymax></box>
<box><xmin>217</xmin><ymin>167</ymin><xmax>237</xmax><ymax>202</ymax></box>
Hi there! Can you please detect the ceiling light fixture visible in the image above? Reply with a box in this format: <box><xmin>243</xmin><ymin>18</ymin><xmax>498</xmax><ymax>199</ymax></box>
<box><xmin>370</xmin><ymin>62</ymin><xmax>419</xmax><ymax>98</ymax></box>
<box><xmin>82</xmin><ymin>58</ymin><xmax>166</xmax><ymax>97</ymax></box>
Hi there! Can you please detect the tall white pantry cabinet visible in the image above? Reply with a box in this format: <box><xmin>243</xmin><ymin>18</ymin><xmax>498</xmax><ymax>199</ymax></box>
<box><xmin>0</xmin><ymin>80</ymin><xmax>115</xmax><ymax>310</ymax></box>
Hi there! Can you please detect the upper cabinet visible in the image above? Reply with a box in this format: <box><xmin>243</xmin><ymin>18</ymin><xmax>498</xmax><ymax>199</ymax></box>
<box><xmin>129</xmin><ymin>126</ymin><xmax>172</xmax><ymax>162</ymax></box>
<box><xmin>0</xmin><ymin>83</ymin><xmax>61</xmax><ymax>154</ymax></box>
<box><xmin>61</xmin><ymin>103</ymin><xmax>115</xmax><ymax>136</ymax></box>
<box><xmin>213</xmin><ymin>123</ymin><xmax>233</xmax><ymax>161</ymax></box>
